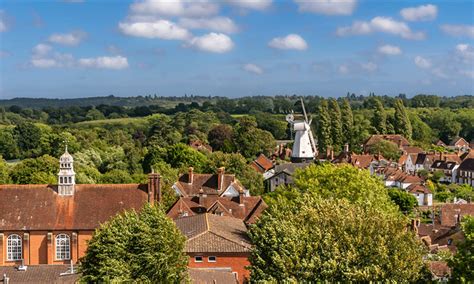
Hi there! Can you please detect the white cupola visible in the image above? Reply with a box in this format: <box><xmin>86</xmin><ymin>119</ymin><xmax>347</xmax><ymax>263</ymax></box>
<box><xmin>58</xmin><ymin>145</ymin><xmax>75</xmax><ymax>196</ymax></box>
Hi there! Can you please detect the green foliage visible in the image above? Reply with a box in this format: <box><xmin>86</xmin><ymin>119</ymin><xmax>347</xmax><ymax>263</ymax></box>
<box><xmin>329</xmin><ymin>99</ymin><xmax>343</xmax><ymax>152</ymax></box>
<box><xmin>316</xmin><ymin>99</ymin><xmax>332</xmax><ymax>153</ymax></box>
<box><xmin>248</xmin><ymin>195</ymin><xmax>425</xmax><ymax>282</ymax></box>
<box><xmin>0</xmin><ymin>127</ymin><xmax>19</xmax><ymax>159</ymax></box>
<box><xmin>388</xmin><ymin>188</ymin><xmax>418</xmax><ymax>213</ymax></box>
<box><xmin>13</xmin><ymin>122</ymin><xmax>42</xmax><ymax>158</ymax></box>
<box><xmin>366</xmin><ymin>140</ymin><xmax>401</xmax><ymax>161</ymax></box>
<box><xmin>341</xmin><ymin>98</ymin><xmax>353</xmax><ymax>145</ymax></box>
<box><xmin>165</xmin><ymin>143</ymin><xmax>209</xmax><ymax>172</ymax></box>
<box><xmin>101</xmin><ymin>169</ymin><xmax>134</xmax><ymax>184</ymax></box>
<box><xmin>449</xmin><ymin>216</ymin><xmax>474</xmax><ymax>282</ymax></box>
<box><xmin>234</xmin><ymin>116</ymin><xmax>276</xmax><ymax>159</ymax></box>
<box><xmin>253</xmin><ymin>111</ymin><xmax>288</xmax><ymax>140</ymax></box>
<box><xmin>80</xmin><ymin>204</ymin><xmax>188</xmax><ymax>283</ymax></box>
<box><xmin>0</xmin><ymin>156</ymin><xmax>10</xmax><ymax>184</ymax></box>
<box><xmin>147</xmin><ymin>115</ymin><xmax>182</xmax><ymax>147</ymax></box>
<box><xmin>394</xmin><ymin>99</ymin><xmax>412</xmax><ymax>140</ymax></box>
<box><xmin>371</xmin><ymin>98</ymin><xmax>387</xmax><ymax>134</ymax></box>
<box><xmin>150</xmin><ymin>161</ymin><xmax>179</xmax><ymax>211</ymax></box>
<box><xmin>208</xmin><ymin>124</ymin><xmax>235</xmax><ymax>152</ymax></box>
<box><xmin>10</xmin><ymin>155</ymin><xmax>59</xmax><ymax>184</ymax></box>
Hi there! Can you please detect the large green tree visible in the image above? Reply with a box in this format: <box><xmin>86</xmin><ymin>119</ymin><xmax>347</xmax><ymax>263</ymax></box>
<box><xmin>371</xmin><ymin>98</ymin><xmax>387</xmax><ymax>134</ymax></box>
<box><xmin>449</xmin><ymin>216</ymin><xmax>474</xmax><ymax>282</ymax></box>
<box><xmin>207</xmin><ymin>124</ymin><xmax>235</xmax><ymax>152</ymax></box>
<box><xmin>249</xmin><ymin>195</ymin><xmax>425</xmax><ymax>282</ymax></box>
<box><xmin>0</xmin><ymin>156</ymin><xmax>10</xmax><ymax>184</ymax></box>
<box><xmin>10</xmin><ymin>155</ymin><xmax>58</xmax><ymax>184</ymax></box>
<box><xmin>13</xmin><ymin>122</ymin><xmax>42</xmax><ymax>158</ymax></box>
<box><xmin>234</xmin><ymin>116</ymin><xmax>275</xmax><ymax>159</ymax></box>
<box><xmin>80</xmin><ymin>204</ymin><xmax>188</xmax><ymax>282</ymax></box>
<box><xmin>329</xmin><ymin>99</ymin><xmax>343</xmax><ymax>152</ymax></box>
<box><xmin>341</xmin><ymin>98</ymin><xmax>353</xmax><ymax>145</ymax></box>
<box><xmin>316</xmin><ymin>100</ymin><xmax>332</xmax><ymax>153</ymax></box>
<box><xmin>394</xmin><ymin>99</ymin><xmax>412</xmax><ymax>140</ymax></box>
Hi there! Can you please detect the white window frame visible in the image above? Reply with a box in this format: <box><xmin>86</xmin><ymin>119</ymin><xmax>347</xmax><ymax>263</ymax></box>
<box><xmin>208</xmin><ymin>256</ymin><xmax>217</xmax><ymax>262</ymax></box>
<box><xmin>7</xmin><ymin>234</ymin><xmax>22</xmax><ymax>261</ymax></box>
<box><xmin>194</xmin><ymin>256</ymin><xmax>203</xmax><ymax>263</ymax></box>
<box><xmin>55</xmin><ymin>234</ymin><xmax>71</xmax><ymax>260</ymax></box>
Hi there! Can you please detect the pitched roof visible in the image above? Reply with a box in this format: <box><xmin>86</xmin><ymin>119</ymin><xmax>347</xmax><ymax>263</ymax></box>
<box><xmin>349</xmin><ymin>154</ymin><xmax>385</xmax><ymax>169</ymax></box>
<box><xmin>188</xmin><ymin>268</ymin><xmax>238</xmax><ymax>284</ymax></box>
<box><xmin>0</xmin><ymin>265</ymin><xmax>80</xmax><ymax>284</ymax></box>
<box><xmin>174</xmin><ymin>214</ymin><xmax>251</xmax><ymax>253</ymax></box>
<box><xmin>0</xmin><ymin>184</ymin><xmax>148</xmax><ymax>231</ymax></box>
<box><xmin>407</xmin><ymin>184</ymin><xmax>431</xmax><ymax>194</ymax></box>
<box><xmin>449</xmin><ymin>137</ymin><xmax>469</xmax><ymax>147</ymax></box>
<box><xmin>440</xmin><ymin>204</ymin><xmax>474</xmax><ymax>227</ymax></box>
<box><xmin>174</xmin><ymin>172</ymin><xmax>245</xmax><ymax>197</ymax></box>
<box><xmin>459</xmin><ymin>158</ymin><xmax>474</xmax><ymax>171</ymax></box>
<box><xmin>403</xmin><ymin>146</ymin><xmax>423</xmax><ymax>154</ymax></box>
<box><xmin>436</xmin><ymin>140</ymin><xmax>447</xmax><ymax>146</ymax></box>
<box><xmin>460</xmin><ymin>150</ymin><xmax>474</xmax><ymax>161</ymax></box>
<box><xmin>251</xmin><ymin>154</ymin><xmax>274</xmax><ymax>174</ymax></box>
<box><xmin>431</xmin><ymin>160</ymin><xmax>458</xmax><ymax>170</ymax></box>
<box><xmin>272</xmin><ymin>162</ymin><xmax>310</xmax><ymax>176</ymax></box>
<box><xmin>167</xmin><ymin>196</ymin><xmax>267</xmax><ymax>225</ymax></box>
<box><xmin>414</xmin><ymin>153</ymin><xmax>436</xmax><ymax>165</ymax></box>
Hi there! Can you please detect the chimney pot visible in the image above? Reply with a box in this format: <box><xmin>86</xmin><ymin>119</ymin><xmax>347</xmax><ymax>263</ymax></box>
<box><xmin>198</xmin><ymin>188</ymin><xmax>204</xmax><ymax>205</ymax></box>
<box><xmin>238</xmin><ymin>189</ymin><xmax>245</xmax><ymax>206</ymax></box>
<box><xmin>217</xmin><ymin>167</ymin><xmax>225</xmax><ymax>192</ymax></box>
<box><xmin>188</xmin><ymin>167</ymin><xmax>194</xmax><ymax>184</ymax></box>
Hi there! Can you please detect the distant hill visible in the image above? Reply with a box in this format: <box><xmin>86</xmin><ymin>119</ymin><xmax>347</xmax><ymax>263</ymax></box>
<box><xmin>0</xmin><ymin>95</ymin><xmax>216</xmax><ymax>109</ymax></box>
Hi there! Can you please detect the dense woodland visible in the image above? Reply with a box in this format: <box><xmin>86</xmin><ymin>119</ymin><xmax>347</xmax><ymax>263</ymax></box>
<box><xmin>0</xmin><ymin>94</ymin><xmax>473</xmax><ymax>206</ymax></box>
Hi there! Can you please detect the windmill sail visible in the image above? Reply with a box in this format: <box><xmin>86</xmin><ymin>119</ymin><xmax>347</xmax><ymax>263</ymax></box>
<box><xmin>287</xmin><ymin>98</ymin><xmax>317</xmax><ymax>163</ymax></box>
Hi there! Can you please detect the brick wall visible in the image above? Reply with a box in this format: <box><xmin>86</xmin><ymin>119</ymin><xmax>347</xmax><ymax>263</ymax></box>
<box><xmin>187</xmin><ymin>253</ymin><xmax>250</xmax><ymax>283</ymax></box>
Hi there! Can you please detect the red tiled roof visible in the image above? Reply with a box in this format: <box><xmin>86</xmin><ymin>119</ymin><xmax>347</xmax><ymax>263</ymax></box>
<box><xmin>440</xmin><ymin>204</ymin><xmax>474</xmax><ymax>227</ymax></box>
<box><xmin>251</xmin><ymin>154</ymin><xmax>274</xmax><ymax>173</ymax></box>
<box><xmin>0</xmin><ymin>184</ymin><xmax>148</xmax><ymax>231</ymax></box>
<box><xmin>188</xmin><ymin>268</ymin><xmax>238</xmax><ymax>284</ymax></box>
<box><xmin>174</xmin><ymin>173</ymin><xmax>244</xmax><ymax>197</ymax></box>
<box><xmin>174</xmin><ymin>214</ymin><xmax>251</xmax><ymax>253</ymax></box>
<box><xmin>407</xmin><ymin>184</ymin><xmax>431</xmax><ymax>194</ymax></box>
<box><xmin>0</xmin><ymin>265</ymin><xmax>80</xmax><ymax>284</ymax></box>
<box><xmin>167</xmin><ymin>196</ymin><xmax>267</xmax><ymax>225</ymax></box>
<box><xmin>403</xmin><ymin>146</ymin><xmax>424</xmax><ymax>154</ymax></box>
<box><xmin>364</xmin><ymin>134</ymin><xmax>409</xmax><ymax>147</ymax></box>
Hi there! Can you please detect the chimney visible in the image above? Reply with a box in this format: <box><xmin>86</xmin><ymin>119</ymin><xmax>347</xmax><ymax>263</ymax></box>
<box><xmin>410</xmin><ymin>219</ymin><xmax>418</xmax><ymax>234</ymax></box>
<box><xmin>439</xmin><ymin>152</ymin><xmax>443</xmax><ymax>160</ymax></box>
<box><xmin>326</xmin><ymin>147</ymin><xmax>331</xmax><ymax>159</ymax></box>
<box><xmin>147</xmin><ymin>171</ymin><xmax>161</xmax><ymax>205</ymax></box>
<box><xmin>330</xmin><ymin>148</ymin><xmax>334</xmax><ymax>161</ymax></box>
<box><xmin>198</xmin><ymin>188</ymin><xmax>204</xmax><ymax>205</ymax></box>
<box><xmin>188</xmin><ymin>167</ymin><xmax>194</xmax><ymax>184</ymax></box>
<box><xmin>397</xmin><ymin>138</ymin><xmax>403</xmax><ymax>149</ymax></box>
<box><xmin>344</xmin><ymin>143</ymin><xmax>349</xmax><ymax>154</ymax></box>
<box><xmin>217</xmin><ymin>167</ymin><xmax>225</xmax><ymax>192</ymax></box>
<box><xmin>238</xmin><ymin>189</ymin><xmax>245</xmax><ymax>206</ymax></box>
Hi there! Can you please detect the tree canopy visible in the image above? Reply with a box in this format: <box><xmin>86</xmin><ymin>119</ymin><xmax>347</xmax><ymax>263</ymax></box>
<box><xmin>449</xmin><ymin>216</ymin><xmax>474</xmax><ymax>282</ymax></box>
<box><xmin>80</xmin><ymin>204</ymin><xmax>188</xmax><ymax>283</ymax></box>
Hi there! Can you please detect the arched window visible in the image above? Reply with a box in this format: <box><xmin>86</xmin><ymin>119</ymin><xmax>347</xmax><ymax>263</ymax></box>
<box><xmin>7</xmin><ymin>234</ymin><xmax>22</xmax><ymax>261</ymax></box>
<box><xmin>55</xmin><ymin>234</ymin><xmax>70</xmax><ymax>260</ymax></box>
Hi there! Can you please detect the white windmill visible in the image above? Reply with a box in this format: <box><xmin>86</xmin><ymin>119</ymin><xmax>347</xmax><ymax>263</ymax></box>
<box><xmin>286</xmin><ymin>98</ymin><xmax>318</xmax><ymax>163</ymax></box>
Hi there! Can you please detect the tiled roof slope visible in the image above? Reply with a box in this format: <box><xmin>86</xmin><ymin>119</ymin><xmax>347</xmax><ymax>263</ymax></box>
<box><xmin>188</xmin><ymin>268</ymin><xmax>238</xmax><ymax>284</ymax></box>
<box><xmin>174</xmin><ymin>214</ymin><xmax>251</xmax><ymax>253</ymax></box>
<box><xmin>167</xmin><ymin>196</ymin><xmax>267</xmax><ymax>224</ymax></box>
<box><xmin>0</xmin><ymin>184</ymin><xmax>148</xmax><ymax>231</ymax></box>
<box><xmin>0</xmin><ymin>265</ymin><xmax>79</xmax><ymax>284</ymax></box>
<box><xmin>459</xmin><ymin>158</ymin><xmax>474</xmax><ymax>171</ymax></box>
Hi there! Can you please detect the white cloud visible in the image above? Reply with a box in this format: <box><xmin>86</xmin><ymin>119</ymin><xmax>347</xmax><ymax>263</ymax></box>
<box><xmin>361</xmin><ymin>62</ymin><xmax>377</xmax><ymax>72</ymax></box>
<box><xmin>336</xmin><ymin>16</ymin><xmax>425</xmax><ymax>40</ymax></box>
<box><xmin>179</xmin><ymin>17</ymin><xmax>238</xmax><ymax>34</ymax></box>
<box><xmin>414</xmin><ymin>56</ymin><xmax>432</xmax><ymax>69</ymax></box>
<box><xmin>440</xmin><ymin>24</ymin><xmax>474</xmax><ymax>38</ymax></box>
<box><xmin>119</xmin><ymin>20</ymin><xmax>191</xmax><ymax>40</ymax></box>
<box><xmin>294</xmin><ymin>0</ymin><xmax>357</xmax><ymax>15</ymax></box>
<box><xmin>32</xmin><ymin>43</ymin><xmax>52</xmax><ymax>57</ymax></box>
<box><xmin>338</xmin><ymin>64</ymin><xmax>349</xmax><ymax>74</ymax></box>
<box><xmin>130</xmin><ymin>0</ymin><xmax>218</xmax><ymax>17</ymax></box>
<box><xmin>378</xmin><ymin>44</ymin><xmax>402</xmax><ymax>55</ymax></box>
<box><xmin>31</xmin><ymin>58</ymin><xmax>59</xmax><ymax>68</ymax></box>
<box><xmin>243</xmin><ymin>63</ymin><xmax>263</xmax><ymax>74</ymax></box>
<box><xmin>186</xmin><ymin>33</ymin><xmax>234</xmax><ymax>53</ymax></box>
<box><xmin>226</xmin><ymin>0</ymin><xmax>272</xmax><ymax>10</ymax></box>
<box><xmin>0</xmin><ymin>10</ymin><xmax>9</xmax><ymax>32</ymax></box>
<box><xmin>455</xmin><ymin>43</ymin><xmax>474</xmax><ymax>62</ymax></box>
<box><xmin>400</xmin><ymin>4</ymin><xmax>437</xmax><ymax>21</ymax></box>
<box><xmin>78</xmin><ymin>56</ymin><xmax>129</xmax><ymax>70</ymax></box>
<box><xmin>48</xmin><ymin>30</ymin><xmax>87</xmax><ymax>46</ymax></box>
<box><xmin>268</xmin><ymin>34</ymin><xmax>308</xmax><ymax>50</ymax></box>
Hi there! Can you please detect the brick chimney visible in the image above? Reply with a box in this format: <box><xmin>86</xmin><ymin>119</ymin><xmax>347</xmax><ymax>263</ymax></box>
<box><xmin>198</xmin><ymin>188</ymin><xmax>204</xmax><ymax>205</ymax></box>
<box><xmin>397</xmin><ymin>138</ymin><xmax>403</xmax><ymax>149</ymax></box>
<box><xmin>188</xmin><ymin>167</ymin><xmax>194</xmax><ymax>184</ymax></box>
<box><xmin>147</xmin><ymin>171</ymin><xmax>161</xmax><ymax>205</ymax></box>
<box><xmin>439</xmin><ymin>152</ymin><xmax>443</xmax><ymax>160</ymax></box>
<box><xmin>330</xmin><ymin>148</ymin><xmax>334</xmax><ymax>161</ymax></box>
<box><xmin>238</xmin><ymin>189</ymin><xmax>245</xmax><ymax>206</ymax></box>
<box><xmin>326</xmin><ymin>147</ymin><xmax>331</xmax><ymax>159</ymax></box>
<box><xmin>217</xmin><ymin>167</ymin><xmax>225</xmax><ymax>192</ymax></box>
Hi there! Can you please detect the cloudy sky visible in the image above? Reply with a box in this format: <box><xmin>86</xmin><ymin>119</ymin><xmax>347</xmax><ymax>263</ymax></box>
<box><xmin>0</xmin><ymin>0</ymin><xmax>473</xmax><ymax>98</ymax></box>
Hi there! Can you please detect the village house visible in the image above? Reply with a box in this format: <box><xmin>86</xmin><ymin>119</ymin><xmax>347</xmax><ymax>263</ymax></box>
<box><xmin>448</xmin><ymin>137</ymin><xmax>470</xmax><ymax>152</ymax></box>
<box><xmin>403</xmin><ymin>153</ymin><xmax>437</xmax><ymax>174</ymax></box>
<box><xmin>250</xmin><ymin>154</ymin><xmax>274</xmax><ymax>180</ymax></box>
<box><xmin>172</xmin><ymin>167</ymin><xmax>249</xmax><ymax>198</ymax></box>
<box><xmin>167</xmin><ymin>193</ymin><xmax>267</xmax><ymax>225</ymax></box>
<box><xmin>457</xmin><ymin>158</ymin><xmax>474</xmax><ymax>187</ymax></box>
<box><xmin>174</xmin><ymin>214</ymin><xmax>251</xmax><ymax>284</ymax></box>
<box><xmin>0</xmin><ymin>148</ymin><xmax>158</xmax><ymax>266</ymax></box>
<box><xmin>362</xmin><ymin>134</ymin><xmax>410</xmax><ymax>153</ymax></box>
<box><xmin>264</xmin><ymin>162</ymin><xmax>310</xmax><ymax>192</ymax></box>
<box><xmin>430</xmin><ymin>160</ymin><xmax>459</xmax><ymax>184</ymax></box>
<box><xmin>407</xmin><ymin>184</ymin><xmax>433</xmax><ymax>206</ymax></box>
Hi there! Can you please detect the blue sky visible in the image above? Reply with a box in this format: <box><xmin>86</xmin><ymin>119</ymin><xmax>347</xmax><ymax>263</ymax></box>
<box><xmin>0</xmin><ymin>0</ymin><xmax>473</xmax><ymax>99</ymax></box>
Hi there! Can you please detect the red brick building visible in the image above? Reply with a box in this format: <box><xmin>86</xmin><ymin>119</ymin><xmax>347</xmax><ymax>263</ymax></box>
<box><xmin>174</xmin><ymin>214</ymin><xmax>252</xmax><ymax>283</ymax></box>
<box><xmin>0</xmin><ymin>148</ymin><xmax>161</xmax><ymax>267</ymax></box>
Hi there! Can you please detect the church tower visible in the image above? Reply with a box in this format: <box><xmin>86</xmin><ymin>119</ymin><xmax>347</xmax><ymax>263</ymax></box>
<box><xmin>58</xmin><ymin>145</ymin><xmax>75</xmax><ymax>196</ymax></box>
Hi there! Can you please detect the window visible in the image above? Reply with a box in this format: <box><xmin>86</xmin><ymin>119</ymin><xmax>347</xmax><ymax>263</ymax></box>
<box><xmin>208</xmin><ymin>256</ymin><xmax>216</xmax><ymax>262</ymax></box>
<box><xmin>68</xmin><ymin>177</ymin><xmax>72</xmax><ymax>183</ymax></box>
<box><xmin>7</xmin><ymin>234</ymin><xmax>22</xmax><ymax>261</ymax></box>
<box><xmin>194</xmin><ymin>256</ymin><xmax>203</xmax><ymax>263</ymax></box>
<box><xmin>55</xmin><ymin>234</ymin><xmax>70</xmax><ymax>260</ymax></box>
<box><xmin>448</xmin><ymin>238</ymin><xmax>453</xmax><ymax>245</ymax></box>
